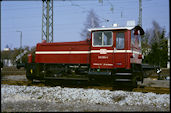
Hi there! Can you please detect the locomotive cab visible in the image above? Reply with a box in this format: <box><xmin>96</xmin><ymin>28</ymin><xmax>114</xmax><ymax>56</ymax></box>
<box><xmin>88</xmin><ymin>25</ymin><xmax>144</xmax><ymax>87</ymax></box>
<box><xmin>89</xmin><ymin>25</ymin><xmax>144</xmax><ymax>70</ymax></box>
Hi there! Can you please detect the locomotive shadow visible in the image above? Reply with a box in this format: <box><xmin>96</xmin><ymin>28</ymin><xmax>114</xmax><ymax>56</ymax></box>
<box><xmin>34</xmin><ymin>79</ymin><xmax>135</xmax><ymax>91</ymax></box>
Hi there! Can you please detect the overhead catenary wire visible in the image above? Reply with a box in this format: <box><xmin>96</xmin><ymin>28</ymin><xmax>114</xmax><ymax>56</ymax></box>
<box><xmin>1</xmin><ymin>0</ymin><xmax>168</xmax><ymax>30</ymax></box>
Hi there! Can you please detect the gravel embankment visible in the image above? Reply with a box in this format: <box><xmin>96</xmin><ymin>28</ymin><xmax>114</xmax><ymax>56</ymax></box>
<box><xmin>1</xmin><ymin>84</ymin><xmax>170</xmax><ymax>112</ymax></box>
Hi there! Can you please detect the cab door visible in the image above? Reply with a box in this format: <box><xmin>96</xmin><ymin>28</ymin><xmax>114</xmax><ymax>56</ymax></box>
<box><xmin>113</xmin><ymin>31</ymin><xmax>127</xmax><ymax>68</ymax></box>
<box><xmin>90</xmin><ymin>31</ymin><xmax>114</xmax><ymax>69</ymax></box>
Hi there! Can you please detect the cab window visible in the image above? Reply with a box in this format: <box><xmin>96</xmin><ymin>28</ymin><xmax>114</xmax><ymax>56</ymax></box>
<box><xmin>93</xmin><ymin>31</ymin><xmax>113</xmax><ymax>46</ymax></box>
<box><xmin>116</xmin><ymin>32</ymin><xmax>125</xmax><ymax>49</ymax></box>
<box><xmin>131</xmin><ymin>30</ymin><xmax>135</xmax><ymax>45</ymax></box>
<box><xmin>93</xmin><ymin>31</ymin><xmax>102</xmax><ymax>45</ymax></box>
<box><xmin>131</xmin><ymin>30</ymin><xmax>141</xmax><ymax>48</ymax></box>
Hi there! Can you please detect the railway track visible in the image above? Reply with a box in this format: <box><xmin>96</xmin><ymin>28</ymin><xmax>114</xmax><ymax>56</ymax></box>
<box><xmin>1</xmin><ymin>67</ymin><xmax>170</xmax><ymax>94</ymax></box>
<box><xmin>133</xmin><ymin>86</ymin><xmax>170</xmax><ymax>94</ymax></box>
<box><xmin>1</xmin><ymin>79</ymin><xmax>170</xmax><ymax>94</ymax></box>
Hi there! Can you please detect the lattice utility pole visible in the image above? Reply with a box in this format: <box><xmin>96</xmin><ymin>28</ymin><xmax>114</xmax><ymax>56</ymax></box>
<box><xmin>42</xmin><ymin>0</ymin><xmax>53</xmax><ymax>42</ymax></box>
<box><xmin>138</xmin><ymin>0</ymin><xmax>142</xmax><ymax>27</ymax></box>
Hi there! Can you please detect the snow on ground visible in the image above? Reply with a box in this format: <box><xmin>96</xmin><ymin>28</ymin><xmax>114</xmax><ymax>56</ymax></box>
<box><xmin>1</xmin><ymin>84</ymin><xmax>170</xmax><ymax>111</ymax></box>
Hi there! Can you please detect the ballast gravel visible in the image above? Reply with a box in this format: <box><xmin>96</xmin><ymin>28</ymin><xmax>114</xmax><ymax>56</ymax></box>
<box><xmin>1</xmin><ymin>84</ymin><xmax>170</xmax><ymax>112</ymax></box>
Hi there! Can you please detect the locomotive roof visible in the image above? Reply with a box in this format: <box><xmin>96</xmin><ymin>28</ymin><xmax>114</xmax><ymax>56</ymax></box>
<box><xmin>88</xmin><ymin>26</ymin><xmax>135</xmax><ymax>32</ymax></box>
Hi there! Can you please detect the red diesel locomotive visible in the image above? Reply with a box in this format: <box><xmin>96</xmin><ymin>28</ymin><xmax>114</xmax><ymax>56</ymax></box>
<box><xmin>22</xmin><ymin>25</ymin><xmax>145</xmax><ymax>87</ymax></box>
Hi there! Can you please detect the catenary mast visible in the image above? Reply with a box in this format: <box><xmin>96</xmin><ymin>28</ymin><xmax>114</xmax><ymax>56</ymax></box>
<box><xmin>42</xmin><ymin>0</ymin><xmax>53</xmax><ymax>42</ymax></box>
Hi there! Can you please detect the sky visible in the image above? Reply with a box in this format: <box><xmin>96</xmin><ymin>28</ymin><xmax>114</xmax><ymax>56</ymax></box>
<box><xmin>1</xmin><ymin>0</ymin><xmax>170</xmax><ymax>50</ymax></box>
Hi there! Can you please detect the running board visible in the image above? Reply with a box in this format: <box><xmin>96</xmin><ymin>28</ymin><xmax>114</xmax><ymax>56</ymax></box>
<box><xmin>44</xmin><ymin>77</ymin><xmax>89</xmax><ymax>81</ymax></box>
<box><xmin>88</xmin><ymin>71</ymin><xmax>111</xmax><ymax>75</ymax></box>
<box><xmin>115</xmin><ymin>73</ymin><xmax>132</xmax><ymax>75</ymax></box>
<box><xmin>115</xmin><ymin>79</ymin><xmax>131</xmax><ymax>81</ymax></box>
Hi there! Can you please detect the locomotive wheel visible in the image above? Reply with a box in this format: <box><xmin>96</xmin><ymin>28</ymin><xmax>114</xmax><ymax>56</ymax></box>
<box><xmin>26</xmin><ymin>75</ymin><xmax>33</xmax><ymax>81</ymax></box>
<box><xmin>26</xmin><ymin>70</ymin><xmax>33</xmax><ymax>82</ymax></box>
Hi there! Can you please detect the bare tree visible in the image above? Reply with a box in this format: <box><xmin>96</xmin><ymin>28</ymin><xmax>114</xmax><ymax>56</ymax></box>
<box><xmin>142</xmin><ymin>20</ymin><xmax>164</xmax><ymax>55</ymax></box>
<box><xmin>150</xmin><ymin>21</ymin><xmax>163</xmax><ymax>45</ymax></box>
<box><xmin>80</xmin><ymin>9</ymin><xmax>100</xmax><ymax>39</ymax></box>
